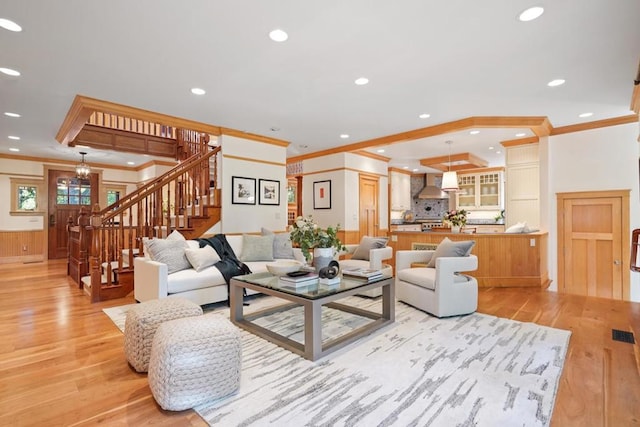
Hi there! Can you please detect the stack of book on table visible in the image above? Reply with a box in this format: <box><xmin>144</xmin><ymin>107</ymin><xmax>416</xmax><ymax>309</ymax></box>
<box><xmin>342</xmin><ymin>268</ymin><xmax>384</xmax><ymax>283</ymax></box>
<box><xmin>278</xmin><ymin>272</ymin><xmax>319</xmax><ymax>288</ymax></box>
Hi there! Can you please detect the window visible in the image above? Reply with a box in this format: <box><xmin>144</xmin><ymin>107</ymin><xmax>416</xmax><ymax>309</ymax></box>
<box><xmin>10</xmin><ymin>178</ymin><xmax>44</xmax><ymax>216</ymax></box>
<box><xmin>56</xmin><ymin>177</ymin><xmax>91</xmax><ymax>205</ymax></box>
<box><xmin>104</xmin><ymin>184</ymin><xmax>127</xmax><ymax>210</ymax></box>
<box><xmin>107</xmin><ymin>189</ymin><xmax>120</xmax><ymax>206</ymax></box>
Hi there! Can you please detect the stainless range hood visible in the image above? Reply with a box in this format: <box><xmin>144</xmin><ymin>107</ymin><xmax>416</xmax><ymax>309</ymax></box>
<box><xmin>415</xmin><ymin>174</ymin><xmax>448</xmax><ymax>199</ymax></box>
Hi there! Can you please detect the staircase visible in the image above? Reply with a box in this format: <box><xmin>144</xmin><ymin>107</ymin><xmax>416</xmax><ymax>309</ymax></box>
<box><xmin>72</xmin><ymin>129</ymin><xmax>222</xmax><ymax>302</ymax></box>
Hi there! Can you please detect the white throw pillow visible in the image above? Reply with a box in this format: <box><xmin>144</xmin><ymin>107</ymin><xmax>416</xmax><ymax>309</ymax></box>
<box><xmin>505</xmin><ymin>222</ymin><xmax>527</xmax><ymax>233</ymax></box>
<box><xmin>185</xmin><ymin>246</ymin><xmax>221</xmax><ymax>272</ymax></box>
<box><xmin>166</xmin><ymin>229</ymin><xmax>186</xmax><ymax>242</ymax></box>
<box><xmin>145</xmin><ymin>239</ymin><xmax>191</xmax><ymax>273</ymax></box>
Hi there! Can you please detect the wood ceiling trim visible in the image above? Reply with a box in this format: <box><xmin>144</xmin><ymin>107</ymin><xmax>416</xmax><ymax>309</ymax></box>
<box><xmin>630</xmin><ymin>84</ymin><xmax>639</xmax><ymax>113</ymax></box>
<box><xmin>419</xmin><ymin>152</ymin><xmax>488</xmax><ymax>171</ymax></box>
<box><xmin>352</xmin><ymin>150</ymin><xmax>391</xmax><ymax>162</ymax></box>
<box><xmin>550</xmin><ymin>114</ymin><xmax>638</xmax><ymax>136</ymax></box>
<box><xmin>388</xmin><ymin>167</ymin><xmax>412</xmax><ymax>175</ymax></box>
<box><xmin>220</xmin><ymin>128</ymin><xmax>290</xmax><ymax>147</ymax></box>
<box><xmin>501</xmin><ymin>136</ymin><xmax>540</xmax><ymax>147</ymax></box>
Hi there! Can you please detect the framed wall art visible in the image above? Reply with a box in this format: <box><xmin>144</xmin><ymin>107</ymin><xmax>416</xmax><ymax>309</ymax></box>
<box><xmin>313</xmin><ymin>180</ymin><xmax>331</xmax><ymax>209</ymax></box>
<box><xmin>258</xmin><ymin>179</ymin><xmax>280</xmax><ymax>205</ymax></box>
<box><xmin>231</xmin><ymin>176</ymin><xmax>256</xmax><ymax>205</ymax></box>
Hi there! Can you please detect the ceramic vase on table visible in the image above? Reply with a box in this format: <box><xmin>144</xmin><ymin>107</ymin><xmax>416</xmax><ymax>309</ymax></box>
<box><xmin>313</xmin><ymin>247</ymin><xmax>334</xmax><ymax>273</ymax></box>
<box><xmin>451</xmin><ymin>225</ymin><xmax>461</xmax><ymax>233</ymax></box>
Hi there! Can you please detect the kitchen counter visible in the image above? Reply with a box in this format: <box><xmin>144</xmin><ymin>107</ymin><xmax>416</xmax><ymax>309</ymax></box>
<box><xmin>388</xmin><ymin>230</ymin><xmax>549</xmax><ymax>288</ymax></box>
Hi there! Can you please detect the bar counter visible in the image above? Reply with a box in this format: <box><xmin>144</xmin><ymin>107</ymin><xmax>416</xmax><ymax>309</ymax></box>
<box><xmin>388</xmin><ymin>231</ymin><xmax>550</xmax><ymax>288</ymax></box>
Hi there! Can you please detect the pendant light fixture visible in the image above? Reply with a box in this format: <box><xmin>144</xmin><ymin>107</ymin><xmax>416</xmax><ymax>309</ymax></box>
<box><xmin>76</xmin><ymin>151</ymin><xmax>91</xmax><ymax>179</ymax></box>
<box><xmin>441</xmin><ymin>140</ymin><xmax>460</xmax><ymax>192</ymax></box>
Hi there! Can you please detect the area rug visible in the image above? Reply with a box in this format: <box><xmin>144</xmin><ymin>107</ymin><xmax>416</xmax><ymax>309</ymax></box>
<box><xmin>104</xmin><ymin>297</ymin><xmax>571</xmax><ymax>426</ymax></box>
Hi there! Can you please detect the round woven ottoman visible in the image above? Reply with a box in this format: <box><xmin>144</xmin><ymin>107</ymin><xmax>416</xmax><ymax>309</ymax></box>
<box><xmin>148</xmin><ymin>314</ymin><xmax>242</xmax><ymax>411</ymax></box>
<box><xmin>124</xmin><ymin>298</ymin><xmax>203</xmax><ymax>372</ymax></box>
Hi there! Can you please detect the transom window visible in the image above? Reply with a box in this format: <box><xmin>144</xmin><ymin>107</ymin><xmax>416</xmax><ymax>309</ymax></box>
<box><xmin>57</xmin><ymin>177</ymin><xmax>92</xmax><ymax>205</ymax></box>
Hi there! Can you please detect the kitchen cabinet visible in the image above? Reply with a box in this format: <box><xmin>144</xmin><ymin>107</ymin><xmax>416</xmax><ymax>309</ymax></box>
<box><xmin>390</xmin><ymin>170</ymin><xmax>412</xmax><ymax>210</ymax></box>
<box><xmin>390</xmin><ymin>224</ymin><xmax>422</xmax><ymax>232</ymax></box>
<box><xmin>456</xmin><ymin>170</ymin><xmax>504</xmax><ymax>210</ymax></box>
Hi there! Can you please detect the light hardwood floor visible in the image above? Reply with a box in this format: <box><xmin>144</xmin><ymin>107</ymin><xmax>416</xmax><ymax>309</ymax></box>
<box><xmin>0</xmin><ymin>260</ymin><xmax>638</xmax><ymax>426</ymax></box>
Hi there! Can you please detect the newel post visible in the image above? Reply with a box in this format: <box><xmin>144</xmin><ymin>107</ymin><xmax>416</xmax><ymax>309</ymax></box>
<box><xmin>89</xmin><ymin>203</ymin><xmax>102</xmax><ymax>303</ymax></box>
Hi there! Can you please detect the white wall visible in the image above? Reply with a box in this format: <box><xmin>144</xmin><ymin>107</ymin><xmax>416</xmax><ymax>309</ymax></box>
<box><xmin>301</xmin><ymin>152</ymin><xmax>389</xmax><ymax>235</ymax></box>
<box><xmin>546</xmin><ymin>123</ymin><xmax>640</xmax><ymax>301</ymax></box>
<box><xmin>220</xmin><ymin>135</ymin><xmax>288</xmax><ymax>233</ymax></box>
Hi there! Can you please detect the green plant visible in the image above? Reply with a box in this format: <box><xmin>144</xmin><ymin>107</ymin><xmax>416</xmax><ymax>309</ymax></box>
<box><xmin>443</xmin><ymin>209</ymin><xmax>468</xmax><ymax>227</ymax></box>
<box><xmin>289</xmin><ymin>216</ymin><xmax>346</xmax><ymax>262</ymax></box>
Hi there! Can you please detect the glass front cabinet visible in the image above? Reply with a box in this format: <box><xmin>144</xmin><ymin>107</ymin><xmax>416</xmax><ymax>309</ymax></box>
<box><xmin>456</xmin><ymin>170</ymin><xmax>504</xmax><ymax>210</ymax></box>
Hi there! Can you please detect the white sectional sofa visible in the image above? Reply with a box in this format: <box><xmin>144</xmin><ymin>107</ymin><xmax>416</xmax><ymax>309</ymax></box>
<box><xmin>134</xmin><ymin>234</ymin><xmax>305</xmax><ymax>306</ymax></box>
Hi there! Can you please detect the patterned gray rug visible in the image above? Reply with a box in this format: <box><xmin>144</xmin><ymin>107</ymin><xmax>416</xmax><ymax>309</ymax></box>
<box><xmin>104</xmin><ymin>296</ymin><xmax>571</xmax><ymax>426</ymax></box>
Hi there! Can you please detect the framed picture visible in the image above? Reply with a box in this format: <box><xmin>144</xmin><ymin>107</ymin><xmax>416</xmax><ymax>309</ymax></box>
<box><xmin>258</xmin><ymin>179</ymin><xmax>280</xmax><ymax>205</ymax></box>
<box><xmin>231</xmin><ymin>176</ymin><xmax>256</xmax><ymax>205</ymax></box>
<box><xmin>313</xmin><ymin>180</ymin><xmax>331</xmax><ymax>209</ymax></box>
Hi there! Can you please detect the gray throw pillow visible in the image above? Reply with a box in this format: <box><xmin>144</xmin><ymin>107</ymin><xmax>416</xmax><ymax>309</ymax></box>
<box><xmin>352</xmin><ymin>236</ymin><xmax>388</xmax><ymax>261</ymax></box>
<box><xmin>145</xmin><ymin>239</ymin><xmax>191</xmax><ymax>274</ymax></box>
<box><xmin>262</xmin><ymin>227</ymin><xmax>295</xmax><ymax>259</ymax></box>
<box><xmin>426</xmin><ymin>237</ymin><xmax>475</xmax><ymax>268</ymax></box>
<box><xmin>240</xmin><ymin>234</ymin><xmax>275</xmax><ymax>262</ymax></box>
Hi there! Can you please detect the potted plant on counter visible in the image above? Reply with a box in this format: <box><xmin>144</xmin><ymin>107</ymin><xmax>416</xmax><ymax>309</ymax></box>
<box><xmin>443</xmin><ymin>209</ymin><xmax>468</xmax><ymax>233</ymax></box>
<box><xmin>289</xmin><ymin>215</ymin><xmax>346</xmax><ymax>271</ymax></box>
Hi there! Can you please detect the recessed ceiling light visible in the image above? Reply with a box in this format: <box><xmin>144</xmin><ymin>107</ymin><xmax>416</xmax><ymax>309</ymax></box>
<box><xmin>403</xmin><ymin>166</ymin><xmax>409</xmax><ymax>169</ymax></box>
<box><xmin>377</xmin><ymin>149</ymin><xmax>385</xmax><ymax>153</ymax></box>
<box><xmin>340</xmin><ymin>134</ymin><xmax>350</xmax><ymax>139</ymax></box>
<box><xmin>75</xmin><ymin>144</ymin><xmax>90</xmax><ymax>149</ymax></box>
<box><xmin>354</xmin><ymin>77</ymin><xmax>369</xmax><ymax>86</ymax></box>
<box><xmin>518</xmin><ymin>6</ymin><xmax>544</xmax><ymax>22</ymax></box>
<box><xmin>547</xmin><ymin>79</ymin><xmax>565</xmax><ymax>87</ymax></box>
<box><xmin>578</xmin><ymin>112</ymin><xmax>593</xmax><ymax>118</ymax></box>
<box><xmin>8</xmin><ymin>135</ymin><xmax>20</xmax><ymax>140</ymax></box>
<box><xmin>515</xmin><ymin>132</ymin><xmax>526</xmax><ymax>137</ymax></box>
<box><xmin>298</xmin><ymin>144</ymin><xmax>308</xmax><ymax>149</ymax></box>
<box><xmin>496</xmin><ymin>151</ymin><xmax>502</xmax><ymax>154</ymax></box>
<box><xmin>4</xmin><ymin>112</ymin><xmax>20</xmax><ymax>118</ymax></box>
<box><xmin>127</xmin><ymin>161</ymin><xmax>135</xmax><ymax>165</ymax></box>
<box><xmin>488</xmin><ymin>146</ymin><xmax>495</xmax><ymax>150</ymax></box>
<box><xmin>269</xmin><ymin>29</ymin><xmax>288</xmax><ymax>42</ymax></box>
<box><xmin>469</xmin><ymin>130</ymin><xmax>480</xmax><ymax>135</ymax></box>
<box><xmin>270</xmin><ymin>127</ymin><xmax>280</xmax><ymax>132</ymax></box>
<box><xmin>9</xmin><ymin>148</ymin><xmax>19</xmax><ymax>152</ymax></box>
<box><xmin>0</xmin><ymin>18</ymin><xmax>22</xmax><ymax>32</ymax></box>
<box><xmin>190</xmin><ymin>87</ymin><xmax>206</xmax><ymax>95</ymax></box>
<box><xmin>419</xmin><ymin>113</ymin><xmax>431</xmax><ymax>119</ymax></box>
<box><xmin>412</xmin><ymin>169</ymin><xmax>418</xmax><ymax>172</ymax></box>
<box><xmin>0</xmin><ymin>67</ymin><xmax>20</xmax><ymax>76</ymax></box>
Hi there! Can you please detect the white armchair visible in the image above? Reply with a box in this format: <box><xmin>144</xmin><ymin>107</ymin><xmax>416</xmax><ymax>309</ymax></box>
<box><xmin>339</xmin><ymin>244</ymin><xmax>393</xmax><ymax>298</ymax></box>
<box><xmin>395</xmin><ymin>249</ymin><xmax>478</xmax><ymax>317</ymax></box>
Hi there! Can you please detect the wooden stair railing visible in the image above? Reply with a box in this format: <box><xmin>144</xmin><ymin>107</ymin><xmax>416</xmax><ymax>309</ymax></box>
<box><xmin>78</xmin><ymin>139</ymin><xmax>220</xmax><ymax>302</ymax></box>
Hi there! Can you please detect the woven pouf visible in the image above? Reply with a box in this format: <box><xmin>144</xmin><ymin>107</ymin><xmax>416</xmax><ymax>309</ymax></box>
<box><xmin>148</xmin><ymin>315</ymin><xmax>242</xmax><ymax>411</ymax></box>
<box><xmin>124</xmin><ymin>298</ymin><xmax>203</xmax><ymax>372</ymax></box>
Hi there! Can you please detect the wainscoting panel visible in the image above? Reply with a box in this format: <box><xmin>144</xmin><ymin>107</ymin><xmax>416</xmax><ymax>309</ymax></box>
<box><xmin>0</xmin><ymin>230</ymin><xmax>45</xmax><ymax>263</ymax></box>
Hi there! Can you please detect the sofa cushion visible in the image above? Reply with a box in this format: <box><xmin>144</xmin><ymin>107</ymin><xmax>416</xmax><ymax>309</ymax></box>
<box><xmin>185</xmin><ymin>246</ymin><xmax>221</xmax><ymax>272</ymax></box>
<box><xmin>166</xmin><ymin>229</ymin><xmax>186</xmax><ymax>242</ymax></box>
<box><xmin>351</xmin><ymin>236</ymin><xmax>388</xmax><ymax>261</ymax></box>
<box><xmin>426</xmin><ymin>237</ymin><xmax>475</xmax><ymax>268</ymax></box>
<box><xmin>167</xmin><ymin>267</ymin><xmax>226</xmax><ymax>294</ymax></box>
<box><xmin>240</xmin><ymin>234</ymin><xmax>274</xmax><ymax>262</ymax></box>
<box><xmin>261</xmin><ymin>228</ymin><xmax>295</xmax><ymax>259</ymax></box>
<box><xmin>146</xmin><ymin>239</ymin><xmax>191</xmax><ymax>274</ymax></box>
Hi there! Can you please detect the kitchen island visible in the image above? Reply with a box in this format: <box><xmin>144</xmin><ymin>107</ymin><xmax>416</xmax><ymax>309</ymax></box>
<box><xmin>388</xmin><ymin>230</ymin><xmax>549</xmax><ymax>288</ymax></box>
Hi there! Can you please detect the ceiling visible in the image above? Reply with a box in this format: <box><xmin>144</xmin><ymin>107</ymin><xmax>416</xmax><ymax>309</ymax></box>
<box><xmin>1</xmin><ymin>1</ymin><xmax>639</xmax><ymax>172</ymax></box>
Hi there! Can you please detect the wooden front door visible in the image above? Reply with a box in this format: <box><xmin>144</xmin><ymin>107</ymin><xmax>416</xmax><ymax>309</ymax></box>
<box><xmin>48</xmin><ymin>170</ymin><xmax>98</xmax><ymax>259</ymax></box>
<box><xmin>557</xmin><ymin>190</ymin><xmax>630</xmax><ymax>300</ymax></box>
<box><xmin>359</xmin><ymin>175</ymin><xmax>379</xmax><ymax>239</ymax></box>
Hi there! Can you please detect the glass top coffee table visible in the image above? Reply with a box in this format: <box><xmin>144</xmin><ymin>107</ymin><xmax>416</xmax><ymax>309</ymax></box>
<box><xmin>230</xmin><ymin>272</ymin><xmax>395</xmax><ymax>361</ymax></box>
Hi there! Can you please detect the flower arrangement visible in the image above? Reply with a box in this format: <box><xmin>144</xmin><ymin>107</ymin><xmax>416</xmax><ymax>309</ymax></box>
<box><xmin>289</xmin><ymin>215</ymin><xmax>346</xmax><ymax>262</ymax></box>
<box><xmin>443</xmin><ymin>209</ymin><xmax>468</xmax><ymax>227</ymax></box>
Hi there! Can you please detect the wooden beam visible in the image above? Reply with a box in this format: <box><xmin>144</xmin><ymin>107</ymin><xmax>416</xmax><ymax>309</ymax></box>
<box><xmin>550</xmin><ymin>115</ymin><xmax>638</xmax><ymax>136</ymax></box>
<box><xmin>501</xmin><ymin>136</ymin><xmax>539</xmax><ymax>147</ymax></box>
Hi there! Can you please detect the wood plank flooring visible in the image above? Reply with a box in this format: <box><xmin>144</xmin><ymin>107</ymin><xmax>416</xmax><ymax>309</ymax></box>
<box><xmin>0</xmin><ymin>260</ymin><xmax>638</xmax><ymax>426</ymax></box>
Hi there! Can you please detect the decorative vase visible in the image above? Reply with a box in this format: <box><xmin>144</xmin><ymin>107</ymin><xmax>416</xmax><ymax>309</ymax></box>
<box><xmin>313</xmin><ymin>247</ymin><xmax>334</xmax><ymax>273</ymax></box>
<box><xmin>451</xmin><ymin>225</ymin><xmax>461</xmax><ymax>233</ymax></box>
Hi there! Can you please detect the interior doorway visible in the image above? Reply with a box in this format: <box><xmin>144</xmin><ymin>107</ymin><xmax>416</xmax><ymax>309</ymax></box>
<box><xmin>556</xmin><ymin>190</ymin><xmax>630</xmax><ymax>300</ymax></box>
<box><xmin>47</xmin><ymin>169</ymin><xmax>99</xmax><ymax>259</ymax></box>
<box><xmin>359</xmin><ymin>174</ymin><xmax>379</xmax><ymax>239</ymax></box>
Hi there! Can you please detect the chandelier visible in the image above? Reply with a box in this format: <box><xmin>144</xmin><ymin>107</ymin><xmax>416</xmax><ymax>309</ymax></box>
<box><xmin>76</xmin><ymin>151</ymin><xmax>91</xmax><ymax>179</ymax></box>
<box><xmin>440</xmin><ymin>140</ymin><xmax>460</xmax><ymax>192</ymax></box>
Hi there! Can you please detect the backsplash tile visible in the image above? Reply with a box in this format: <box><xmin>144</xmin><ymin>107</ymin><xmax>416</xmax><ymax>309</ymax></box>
<box><xmin>412</xmin><ymin>198</ymin><xmax>449</xmax><ymax>219</ymax></box>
